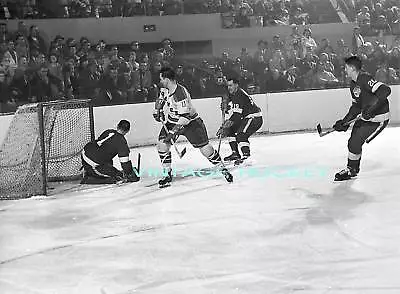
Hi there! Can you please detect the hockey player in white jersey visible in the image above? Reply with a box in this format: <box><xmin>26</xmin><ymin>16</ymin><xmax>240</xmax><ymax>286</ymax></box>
<box><xmin>152</xmin><ymin>67</ymin><xmax>233</xmax><ymax>188</ymax></box>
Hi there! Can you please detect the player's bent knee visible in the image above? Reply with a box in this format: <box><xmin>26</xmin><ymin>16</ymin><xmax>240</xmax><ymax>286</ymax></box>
<box><xmin>236</xmin><ymin>132</ymin><xmax>250</xmax><ymax>143</ymax></box>
<box><xmin>157</xmin><ymin>141</ymin><xmax>170</xmax><ymax>152</ymax></box>
<box><xmin>347</xmin><ymin>138</ymin><xmax>362</xmax><ymax>154</ymax></box>
<box><xmin>199</xmin><ymin>144</ymin><xmax>214</xmax><ymax>157</ymax></box>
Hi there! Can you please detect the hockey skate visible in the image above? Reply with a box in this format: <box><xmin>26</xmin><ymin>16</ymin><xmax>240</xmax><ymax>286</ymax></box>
<box><xmin>224</xmin><ymin>152</ymin><xmax>240</xmax><ymax>162</ymax></box>
<box><xmin>158</xmin><ymin>170</ymin><xmax>173</xmax><ymax>188</ymax></box>
<box><xmin>221</xmin><ymin>167</ymin><xmax>233</xmax><ymax>183</ymax></box>
<box><xmin>234</xmin><ymin>154</ymin><xmax>250</xmax><ymax>166</ymax></box>
<box><xmin>334</xmin><ymin>167</ymin><xmax>359</xmax><ymax>181</ymax></box>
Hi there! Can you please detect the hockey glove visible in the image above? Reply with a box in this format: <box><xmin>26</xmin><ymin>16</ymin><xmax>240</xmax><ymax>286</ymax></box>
<box><xmin>361</xmin><ymin>108</ymin><xmax>374</xmax><ymax>121</ymax></box>
<box><xmin>216</xmin><ymin>120</ymin><xmax>234</xmax><ymax>138</ymax></box>
<box><xmin>126</xmin><ymin>168</ymin><xmax>140</xmax><ymax>182</ymax></box>
<box><xmin>333</xmin><ymin>119</ymin><xmax>350</xmax><ymax>132</ymax></box>
<box><xmin>153</xmin><ymin>109</ymin><xmax>165</xmax><ymax>122</ymax></box>
<box><xmin>164</xmin><ymin>124</ymin><xmax>184</xmax><ymax>144</ymax></box>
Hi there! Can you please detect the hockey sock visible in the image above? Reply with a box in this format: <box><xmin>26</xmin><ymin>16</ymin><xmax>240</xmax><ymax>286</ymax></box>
<box><xmin>207</xmin><ymin>149</ymin><xmax>222</xmax><ymax>166</ymax></box>
<box><xmin>347</xmin><ymin>151</ymin><xmax>361</xmax><ymax>172</ymax></box>
<box><xmin>159</xmin><ymin>150</ymin><xmax>172</xmax><ymax>171</ymax></box>
<box><xmin>347</xmin><ymin>158</ymin><xmax>360</xmax><ymax>172</ymax></box>
<box><xmin>238</xmin><ymin>142</ymin><xmax>250</xmax><ymax>157</ymax></box>
<box><xmin>228</xmin><ymin>137</ymin><xmax>239</xmax><ymax>154</ymax></box>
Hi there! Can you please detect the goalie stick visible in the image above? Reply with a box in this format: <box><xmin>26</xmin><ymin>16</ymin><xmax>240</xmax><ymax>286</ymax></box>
<box><xmin>162</xmin><ymin>122</ymin><xmax>187</xmax><ymax>158</ymax></box>
<box><xmin>316</xmin><ymin>116</ymin><xmax>360</xmax><ymax>137</ymax></box>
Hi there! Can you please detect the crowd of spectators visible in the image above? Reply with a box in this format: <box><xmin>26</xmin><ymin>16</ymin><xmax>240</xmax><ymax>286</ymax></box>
<box><xmin>354</xmin><ymin>0</ymin><xmax>400</xmax><ymax>35</ymax></box>
<box><xmin>0</xmin><ymin>20</ymin><xmax>180</xmax><ymax>113</ymax></box>
<box><xmin>0</xmin><ymin>0</ymin><xmax>315</xmax><ymax>26</ymax></box>
<box><xmin>0</xmin><ymin>0</ymin><xmax>398</xmax><ymax>33</ymax></box>
<box><xmin>0</xmin><ymin>1</ymin><xmax>400</xmax><ymax>114</ymax></box>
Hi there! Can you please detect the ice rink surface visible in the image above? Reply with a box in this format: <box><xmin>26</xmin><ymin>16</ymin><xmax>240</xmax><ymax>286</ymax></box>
<box><xmin>1</xmin><ymin>127</ymin><xmax>400</xmax><ymax>294</ymax></box>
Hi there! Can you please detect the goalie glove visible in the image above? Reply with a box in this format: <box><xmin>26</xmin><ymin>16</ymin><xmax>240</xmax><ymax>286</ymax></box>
<box><xmin>125</xmin><ymin>167</ymin><xmax>140</xmax><ymax>182</ymax></box>
<box><xmin>216</xmin><ymin>120</ymin><xmax>234</xmax><ymax>138</ymax></box>
<box><xmin>164</xmin><ymin>124</ymin><xmax>185</xmax><ymax>144</ymax></box>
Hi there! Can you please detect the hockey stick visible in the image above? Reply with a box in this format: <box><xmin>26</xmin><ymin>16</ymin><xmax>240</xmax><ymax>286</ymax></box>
<box><xmin>316</xmin><ymin>116</ymin><xmax>360</xmax><ymax>137</ymax></box>
<box><xmin>161</xmin><ymin>122</ymin><xmax>187</xmax><ymax>158</ymax></box>
<box><xmin>137</xmin><ymin>153</ymin><xmax>141</xmax><ymax>173</ymax></box>
<box><xmin>217</xmin><ymin>104</ymin><xmax>225</xmax><ymax>154</ymax></box>
<box><xmin>366</xmin><ymin>119</ymin><xmax>389</xmax><ymax>143</ymax></box>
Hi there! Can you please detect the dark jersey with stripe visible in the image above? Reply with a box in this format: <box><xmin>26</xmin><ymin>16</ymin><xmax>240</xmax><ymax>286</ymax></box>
<box><xmin>83</xmin><ymin>129</ymin><xmax>130</xmax><ymax>165</ymax></box>
<box><xmin>227</xmin><ymin>88</ymin><xmax>262</xmax><ymax>126</ymax></box>
<box><xmin>348</xmin><ymin>72</ymin><xmax>390</xmax><ymax>122</ymax></box>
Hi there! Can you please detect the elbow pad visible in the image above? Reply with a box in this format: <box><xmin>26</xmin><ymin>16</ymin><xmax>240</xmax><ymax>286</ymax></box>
<box><xmin>375</xmin><ymin>84</ymin><xmax>391</xmax><ymax>101</ymax></box>
<box><xmin>367</xmin><ymin>85</ymin><xmax>391</xmax><ymax>115</ymax></box>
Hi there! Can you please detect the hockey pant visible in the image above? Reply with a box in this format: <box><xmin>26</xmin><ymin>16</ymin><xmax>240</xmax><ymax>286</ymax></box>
<box><xmin>226</xmin><ymin>116</ymin><xmax>263</xmax><ymax>156</ymax></box>
<box><xmin>81</xmin><ymin>155</ymin><xmax>124</xmax><ymax>184</ymax></box>
<box><xmin>347</xmin><ymin>119</ymin><xmax>388</xmax><ymax>171</ymax></box>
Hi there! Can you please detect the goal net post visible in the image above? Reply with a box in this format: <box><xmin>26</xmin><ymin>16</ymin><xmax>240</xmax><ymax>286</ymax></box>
<box><xmin>0</xmin><ymin>100</ymin><xmax>95</xmax><ymax>200</ymax></box>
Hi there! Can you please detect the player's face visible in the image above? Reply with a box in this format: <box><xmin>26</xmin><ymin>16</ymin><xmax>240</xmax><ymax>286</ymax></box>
<box><xmin>345</xmin><ymin>64</ymin><xmax>355</xmax><ymax>79</ymax></box>
<box><xmin>227</xmin><ymin>80</ymin><xmax>237</xmax><ymax>94</ymax></box>
<box><xmin>159</xmin><ymin>74</ymin><xmax>168</xmax><ymax>87</ymax></box>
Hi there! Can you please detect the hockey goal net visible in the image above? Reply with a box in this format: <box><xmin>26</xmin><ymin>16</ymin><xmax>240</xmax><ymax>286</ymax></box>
<box><xmin>0</xmin><ymin>100</ymin><xmax>94</xmax><ymax>200</ymax></box>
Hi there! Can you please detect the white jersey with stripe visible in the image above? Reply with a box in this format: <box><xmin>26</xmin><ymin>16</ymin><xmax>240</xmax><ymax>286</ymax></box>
<box><xmin>158</xmin><ymin>84</ymin><xmax>199</xmax><ymax>125</ymax></box>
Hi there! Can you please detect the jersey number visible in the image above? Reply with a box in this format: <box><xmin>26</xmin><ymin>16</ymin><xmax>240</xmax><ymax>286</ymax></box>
<box><xmin>368</xmin><ymin>79</ymin><xmax>377</xmax><ymax>87</ymax></box>
<box><xmin>97</xmin><ymin>133</ymin><xmax>114</xmax><ymax>147</ymax></box>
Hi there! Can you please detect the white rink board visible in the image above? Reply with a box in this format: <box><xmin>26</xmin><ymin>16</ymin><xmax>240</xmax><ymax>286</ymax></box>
<box><xmin>0</xmin><ymin>86</ymin><xmax>399</xmax><ymax>148</ymax></box>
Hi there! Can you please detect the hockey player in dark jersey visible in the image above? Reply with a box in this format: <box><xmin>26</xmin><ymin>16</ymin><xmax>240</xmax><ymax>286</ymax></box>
<box><xmin>81</xmin><ymin>120</ymin><xmax>140</xmax><ymax>184</ymax></box>
<box><xmin>216</xmin><ymin>76</ymin><xmax>263</xmax><ymax>165</ymax></box>
<box><xmin>333</xmin><ymin>56</ymin><xmax>391</xmax><ymax>181</ymax></box>
<box><xmin>153</xmin><ymin>67</ymin><xmax>233</xmax><ymax>188</ymax></box>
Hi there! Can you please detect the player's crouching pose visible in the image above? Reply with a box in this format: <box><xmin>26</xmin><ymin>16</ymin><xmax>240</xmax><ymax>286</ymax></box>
<box><xmin>81</xmin><ymin>120</ymin><xmax>140</xmax><ymax>184</ymax></box>
<box><xmin>153</xmin><ymin>67</ymin><xmax>233</xmax><ymax>188</ymax></box>
<box><xmin>217</xmin><ymin>76</ymin><xmax>263</xmax><ymax>165</ymax></box>
<box><xmin>333</xmin><ymin>56</ymin><xmax>391</xmax><ymax>181</ymax></box>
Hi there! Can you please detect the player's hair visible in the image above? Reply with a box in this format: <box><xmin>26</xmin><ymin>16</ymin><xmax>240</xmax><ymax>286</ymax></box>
<box><xmin>344</xmin><ymin>56</ymin><xmax>362</xmax><ymax>71</ymax></box>
<box><xmin>117</xmin><ymin>120</ymin><xmax>130</xmax><ymax>133</ymax></box>
<box><xmin>226</xmin><ymin>76</ymin><xmax>240</xmax><ymax>85</ymax></box>
<box><xmin>160</xmin><ymin>67</ymin><xmax>176</xmax><ymax>81</ymax></box>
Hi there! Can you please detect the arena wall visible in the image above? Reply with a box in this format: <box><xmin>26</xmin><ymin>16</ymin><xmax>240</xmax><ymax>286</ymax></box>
<box><xmin>1</xmin><ymin>86</ymin><xmax>398</xmax><ymax>149</ymax></box>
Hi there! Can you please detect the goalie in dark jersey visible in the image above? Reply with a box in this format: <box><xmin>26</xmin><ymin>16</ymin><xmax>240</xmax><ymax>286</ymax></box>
<box><xmin>216</xmin><ymin>76</ymin><xmax>263</xmax><ymax>165</ymax></box>
<box><xmin>81</xmin><ymin>120</ymin><xmax>140</xmax><ymax>184</ymax></box>
<box><xmin>333</xmin><ymin>56</ymin><xmax>391</xmax><ymax>181</ymax></box>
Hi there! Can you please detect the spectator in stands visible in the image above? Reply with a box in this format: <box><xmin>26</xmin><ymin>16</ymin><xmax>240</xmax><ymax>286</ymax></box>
<box><xmin>151</xmin><ymin>60</ymin><xmax>162</xmax><ymax>86</ymax></box>
<box><xmin>78</xmin><ymin>58</ymin><xmax>100</xmax><ymax>100</ymax></box>
<box><xmin>0</xmin><ymin>22</ymin><xmax>8</xmax><ymax>44</ymax></box>
<box><xmin>388</xmin><ymin>47</ymin><xmax>400</xmax><ymax>70</ymax></box>
<box><xmin>48</xmin><ymin>53</ymin><xmax>63</xmax><ymax>82</ymax></box>
<box><xmin>388</xmin><ymin>67</ymin><xmax>400</xmax><ymax>84</ymax></box>
<box><xmin>235</xmin><ymin>5</ymin><xmax>252</xmax><ymax>27</ymax></box>
<box><xmin>0</xmin><ymin>67</ymin><xmax>10</xmax><ymax>113</ymax></box>
<box><xmin>117</xmin><ymin>64</ymin><xmax>135</xmax><ymax>102</ymax></box>
<box><xmin>301</xmin><ymin>27</ymin><xmax>317</xmax><ymax>56</ymax></box>
<box><xmin>63</xmin><ymin>57</ymin><xmax>79</xmax><ymax>99</ymax></box>
<box><xmin>126</xmin><ymin>51</ymin><xmax>139</xmax><ymax>72</ymax></box>
<box><xmin>283</xmin><ymin>65</ymin><xmax>302</xmax><ymax>90</ymax></box>
<box><xmin>268</xmin><ymin>68</ymin><xmax>286</xmax><ymax>92</ymax></box>
<box><xmin>15</xmin><ymin>34</ymin><xmax>29</xmax><ymax>60</ymax></box>
<box><xmin>31</xmin><ymin>65</ymin><xmax>63</xmax><ymax>101</ymax></box>
<box><xmin>352</xmin><ymin>26</ymin><xmax>365</xmax><ymax>54</ymax></box>
<box><xmin>132</xmin><ymin>60</ymin><xmax>152</xmax><ymax>102</ymax></box>
<box><xmin>3</xmin><ymin>40</ymin><xmax>18</xmax><ymax>73</ymax></box>
<box><xmin>0</xmin><ymin>0</ymin><xmax>12</xmax><ymax>19</ymax></box>
<box><xmin>27</xmin><ymin>25</ymin><xmax>47</xmax><ymax>56</ymax></box>
<box><xmin>356</xmin><ymin>5</ymin><xmax>371</xmax><ymax>27</ymax></box>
